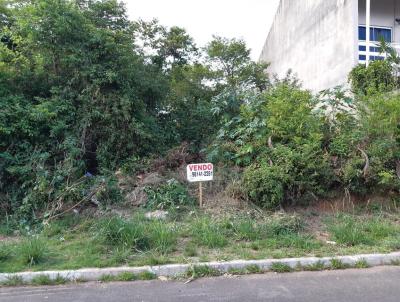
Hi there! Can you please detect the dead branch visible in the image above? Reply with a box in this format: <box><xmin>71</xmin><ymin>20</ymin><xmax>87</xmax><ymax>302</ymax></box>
<box><xmin>396</xmin><ymin>160</ymin><xmax>400</xmax><ymax>179</ymax></box>
<box><xmin>358</xmin><ymin>147</ymin><xmax>369</xmax><ymax>178</ymax></box>
<box><xmin>268</xmin><ymin>136</ymin><xmax>274</xmax><ymax>149</ymax></box>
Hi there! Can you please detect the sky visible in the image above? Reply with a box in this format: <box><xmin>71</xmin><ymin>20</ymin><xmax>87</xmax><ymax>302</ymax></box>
<box><xmin>125</xmin><ymin>0</ymin><xmax>280</xmax><ymax>60</ymax></box>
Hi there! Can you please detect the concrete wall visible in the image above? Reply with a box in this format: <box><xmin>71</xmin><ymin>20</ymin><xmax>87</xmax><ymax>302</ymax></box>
<box><xmin>260</xmin><ymin>0</ymin><xmax>358</xmax><ymax>92</ymax></box>
<box><xmin>359</xmin><ymin>0</ymin><xmax>400</xmax><ymax>43</ymax></box>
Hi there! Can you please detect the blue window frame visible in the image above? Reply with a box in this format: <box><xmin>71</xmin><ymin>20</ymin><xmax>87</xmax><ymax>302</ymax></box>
<box><xmin>358</xmin><ymin>26</ymin><xmax>392</xmax><ymax>42</ymax></box>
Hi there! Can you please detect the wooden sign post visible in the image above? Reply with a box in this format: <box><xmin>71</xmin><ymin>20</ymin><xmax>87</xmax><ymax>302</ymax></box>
<box><xmin>186</xmin><ymin>163</ymin><xmax>213</xmax><ymax>207</ymax></box>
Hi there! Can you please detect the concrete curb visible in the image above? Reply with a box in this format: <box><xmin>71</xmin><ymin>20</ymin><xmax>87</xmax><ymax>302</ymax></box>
<box><xmin>1</xmin><ymin>252</ymin><xmax>399</xmax><ymax>283</ymax></box>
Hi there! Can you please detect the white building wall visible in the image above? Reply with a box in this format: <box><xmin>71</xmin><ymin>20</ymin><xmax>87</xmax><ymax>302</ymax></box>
<box><xmin>359</xmin><ymin>0</ymin><xmax>400</xmax><ymax>44</ymax></box>
<box><xmin>260</xmin><ymin>0</ymin><xmax>359</xmax><ymax>92</ymax></box>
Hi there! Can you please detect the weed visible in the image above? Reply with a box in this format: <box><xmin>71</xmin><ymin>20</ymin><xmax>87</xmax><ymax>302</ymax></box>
<box><xmin>227</xmin><ymin>267</ymin><xmax>246</xmax><ymax>275</ymax></box>
<box><xmin>116</xmin><ymin>272</ymin><xmax>137</xmax><ymax>281</ymax></box>
<box><xmin>245</xmin><ymin>264</ymin><xmax>262</xmax><ymax>274</ymax></box>
<box><xmin>354</xmin><ymin>259</ymin><xmax>369</xmax><ymax>269</ymax></box>
<box><xmin>31</xmin><ymin>274</ymin><xmax>67</xmax><ymax>286</ymax></box>
<box><xmin>1</xmin><ymin>276</ymin><xmax>25</xmax><ymax>287</ymax></box>
<box><xmin>186</xmin><ymin>265</ymin><xmax>221</xmax><ymax>279</ymax></box>
<box><xmin>19</xmin><ymin>238</ymin><xmax>48</xmax><ymax>265</ymax></box>
<box><xmin>137</xmin><ymin>271</ymin><xmax>157</xmax><ymax>280</ymax></box>
<box><xmin>270</xmin><ymin>262</ymin><xmax>293</xmax><ymax>273</ymax></box>
<box><xmin>99</xmin><ymin>274</ymin><xmax>116</xmax><ymax>282</ymax></box>
<box><xmin>303</xmin><ymin>261</ymin><xmax>326</xmax><ymax>271</ymax></box>
<box><xmin>145</xmin><ymin>179</ymin><xmax>195</xmax><ymax>210</ymax></box>
<box><xmin>191</xmin><ymin>216</ymin><xmax>228</xmax><ymax>248</ymax></box>
<box><xmin>330</xmin><ymin>259</ymin><xmax>350</xmax><ymax>270</ymax></box>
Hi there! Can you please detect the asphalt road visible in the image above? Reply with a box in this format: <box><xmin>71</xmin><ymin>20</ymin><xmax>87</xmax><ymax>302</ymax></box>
<box><xmin>0</xmin><ymin>266</ymin><xmax>399</xmax><ymax>302</ymax></box>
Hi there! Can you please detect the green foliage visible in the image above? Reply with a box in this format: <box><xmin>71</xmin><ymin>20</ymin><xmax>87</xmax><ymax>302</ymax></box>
<box><xmin>243</xmin><ymin>163</ymin><xmax>284</xmax><ymax>209</ymax></box>
<box><xmin>145</xmin><ymin>179</ymin><xmax>195</xmax><ymax>210</ymax></box>
<box><xmin>349</xmin><ymin>60</ymin><xmax>397</xmax><ymax>95</ymax></box>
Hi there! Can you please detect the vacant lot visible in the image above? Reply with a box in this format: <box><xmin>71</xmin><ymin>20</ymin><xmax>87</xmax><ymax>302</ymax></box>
<box><xmin>0</xmin><ymin>201</ymin><xmax>399</xmax><ymax>274</ymax></box>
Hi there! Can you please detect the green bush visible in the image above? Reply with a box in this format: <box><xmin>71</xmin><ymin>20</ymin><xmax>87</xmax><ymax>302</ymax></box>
<box><xmin>349</xmin><ymin>60</ymin><xmax>397</xmax><ymax>95</ymax></box>
<box><xmin>243</xmin><ymin>163</ymin><xmax>284</xmax><ymax>209</ymax></box>
<box><xmin>145</xmin><ymin>179</ymin><xmax>195</xmax><ymax>210</ymax></box>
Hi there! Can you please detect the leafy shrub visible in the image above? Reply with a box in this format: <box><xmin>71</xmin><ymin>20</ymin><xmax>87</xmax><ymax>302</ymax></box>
<box><xmin>145</xmin><ymin>179</ymin><xmax>195</xmax><ymax>210</ymax></box>
<box><xmin>243</xmin><ymin>163</ymin><xmax>284</xmax><ymax>209</ymax></box>
<box><xmin>349</xmin><ymin>60</ymin><xmax>397</xmax><ymax>95</ymax></box>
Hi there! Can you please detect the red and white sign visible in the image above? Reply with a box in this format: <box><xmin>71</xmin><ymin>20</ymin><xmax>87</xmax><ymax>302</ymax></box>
<box><xmin>187</xmin><ymin>163</ymin><xmax>214</xmax><ymax>182</ymax></box>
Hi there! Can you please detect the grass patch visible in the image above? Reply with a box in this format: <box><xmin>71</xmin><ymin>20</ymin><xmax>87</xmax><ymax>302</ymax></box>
<box><xmin>190</xmin><ymin>216</ymin><xmax>228</xmax><ymax>248</ymax></box>
<box><xmin>19</xmin><ymin>238</ymin><xmax>48</xmax><ymax>266</ymax></box>
<box><xmin>270</xmin><ymin>262</ymin><xmax>293</xmax><ymax>273</ymax></box>
<box><xmin>327</xmin><ymin>215</ymin><xmax>398</xmax><ymax>246</ymax></box>
<box><xmin>96</xmin><ymin>216</ymin><xmax>150</xmax><ymax>251</ymax></box>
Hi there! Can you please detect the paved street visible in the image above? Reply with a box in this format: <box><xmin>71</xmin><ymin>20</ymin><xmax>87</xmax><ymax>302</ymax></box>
<box><xmin>0</xmin><ymin>266</ymin><xmax>399</xmax><ymax>302</ymax></box>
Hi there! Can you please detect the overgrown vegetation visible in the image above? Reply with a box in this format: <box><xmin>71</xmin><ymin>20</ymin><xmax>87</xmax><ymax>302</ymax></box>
<box><xmin>0</xmin><ymin>0</ymin><xmax>399</xmax><ymax>277</ymax></box>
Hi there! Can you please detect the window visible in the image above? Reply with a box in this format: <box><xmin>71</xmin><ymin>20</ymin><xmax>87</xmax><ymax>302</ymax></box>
<box><xmin>358</xmin><ymin>26</ymin><xmax>392</xmax><ymax>42</ymax></box>
<box><xmin>358</xmin><ymin>26</ymin><xmax>391</xmax><ymax>63</ymax></box>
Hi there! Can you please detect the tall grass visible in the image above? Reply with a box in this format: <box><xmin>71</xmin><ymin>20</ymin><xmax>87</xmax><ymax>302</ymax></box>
<box><xmin>96</xmin><ymin>215</ymin><xmax>177</xmax><ymax>253</ymax></box>
<box><xmin>19</xmin><ymin>238</ymin><xmax>48</xmax><ymax>265</ymax></box>
<box><xmin>191</xmin><ymin>216</ymin><xmax>228</xmax><ymax>248</ymax></box>
<box><xmin>327</xmin><ymin>215</ymin><xmax>398</xmax><ymax>246</ymax></box>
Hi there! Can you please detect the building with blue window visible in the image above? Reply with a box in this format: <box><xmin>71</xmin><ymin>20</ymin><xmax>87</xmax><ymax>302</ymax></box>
<box><xmin>259</xmin><ymin>0</ymin><xmax>400</xmax><ymax>92</ymax></box>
